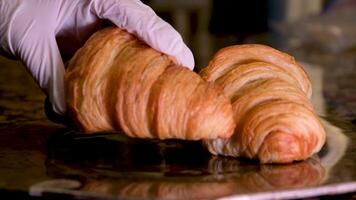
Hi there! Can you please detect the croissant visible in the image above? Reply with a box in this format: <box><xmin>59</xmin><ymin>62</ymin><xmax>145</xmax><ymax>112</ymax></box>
<box><xmin>200</xmin><ymin>45</ymin><xmax>326</xmax><ymax>163</ymax></box>
<box><xmin>65</xmin><ymin>27</ymin><xmax>235</xmax><ymax>140</ymax></box>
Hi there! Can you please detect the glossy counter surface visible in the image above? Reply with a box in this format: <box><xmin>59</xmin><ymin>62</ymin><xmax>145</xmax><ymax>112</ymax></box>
<box><xmin>0</xmin><ymin>52</ymin><xmax>356</xmax><ymax>199</ymax></box>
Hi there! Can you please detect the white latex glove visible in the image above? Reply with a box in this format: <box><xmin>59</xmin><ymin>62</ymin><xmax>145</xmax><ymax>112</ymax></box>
<box><xmin>0</xmin><ymin>0</ymin><xmax>194</xmax><ymax>116</ymax></box>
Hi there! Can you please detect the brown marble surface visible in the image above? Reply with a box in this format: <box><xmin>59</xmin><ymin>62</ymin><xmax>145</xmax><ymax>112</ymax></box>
<box><xmin>1</xmin><ymin>49</ymin><xmax>356</xmax><ymax>199</ymax></box>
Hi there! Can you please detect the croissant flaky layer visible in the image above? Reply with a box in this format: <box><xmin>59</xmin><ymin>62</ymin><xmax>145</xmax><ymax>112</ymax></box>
<box><xmin>65</xmin><ymin>27</ymin><xmax>235</xmax><ymax>140</ymax></box>
<box><xmin>201</xmin><ymin>45</ymin><xmax>326</xmax><ymax>163</ymax></box>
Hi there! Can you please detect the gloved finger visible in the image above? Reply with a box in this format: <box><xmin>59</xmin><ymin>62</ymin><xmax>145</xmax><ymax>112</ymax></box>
<box><xmin>16</xmin><ymin>31</ymin><xmax>66</xmax><ymax>115</ymax></box>
<box><xmin>88</xmin><ymin>0</ymin><xmax>195</xmax><ymax>69</ymax></box>
<box><xmin>44</xmin><ymin>97</ymin><xmax>75</xmax><ymax>126</ymax></box>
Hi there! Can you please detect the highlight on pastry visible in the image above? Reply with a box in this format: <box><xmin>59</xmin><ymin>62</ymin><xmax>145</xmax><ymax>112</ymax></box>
<box><xmin>65</xmin><ymin>27</ymin><xmax>235</xmax><ymax>140</ymax></box>
<box><xmin>200</xmin><ymin>44</ymin><xmax>326</xmax><ymax>164</ymax></box>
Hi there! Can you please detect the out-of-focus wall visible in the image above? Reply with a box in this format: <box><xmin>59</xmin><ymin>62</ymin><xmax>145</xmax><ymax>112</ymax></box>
<box><xmin>269</xmin><ymin>0</ymin><xmax>323</xmax><ymax>24</ymax></box>
<box><xmin>145</xmin><ymin>0</ymin><xmax>326</xmax><ymax>68</ymax></box>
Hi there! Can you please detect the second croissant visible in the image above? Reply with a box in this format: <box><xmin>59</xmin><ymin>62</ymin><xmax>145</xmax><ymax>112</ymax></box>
<box><xmin>200</xmin><ymin>44</ymin><xmax>326</xmax><ymax>163</ymax></box>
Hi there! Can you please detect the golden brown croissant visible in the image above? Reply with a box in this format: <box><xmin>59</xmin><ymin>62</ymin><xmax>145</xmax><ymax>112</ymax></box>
<box><xmin>200</xmin><ymin>45</ymin><xmax>326</xmax><ymax>163</ymax></box>
<box><xmin>65</xmin><ymin>27</ymin><xmax>235</xmax><ymax>140</ymax></box>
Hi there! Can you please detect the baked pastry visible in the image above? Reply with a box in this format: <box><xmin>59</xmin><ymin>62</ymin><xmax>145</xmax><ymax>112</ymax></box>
<box><xmin>200</xmin><ymin>45</ymin><xmax>326</xmax><ymax>163</ymax></box>
<box><xmin>65</xmin><ymin>27</ymin><xmax>235</xmax><ymax>140</ymax></box>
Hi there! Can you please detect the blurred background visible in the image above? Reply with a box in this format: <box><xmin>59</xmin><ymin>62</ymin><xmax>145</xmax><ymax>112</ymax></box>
<box><xmin>141</xmin><ymin>0</ymin><xmax>356</xmax><ymax>68</ymax></box>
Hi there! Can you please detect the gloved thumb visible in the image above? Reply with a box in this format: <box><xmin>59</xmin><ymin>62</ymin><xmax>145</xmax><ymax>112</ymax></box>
<box><xmin>16</xmin><ymin>31</ymin><xmax>66</xmax><ymax>115</ymax></box>
<box><xmin>88</xmin><ymin>0</ymin><xmax>195</xmax><ymax>69</ymax></box>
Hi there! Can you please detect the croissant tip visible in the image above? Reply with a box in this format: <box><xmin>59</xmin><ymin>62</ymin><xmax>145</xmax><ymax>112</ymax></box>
<box><xmin>257</xmin><ymin>133</ymin><xmax>312</xmax><ymax>164</ymax></box>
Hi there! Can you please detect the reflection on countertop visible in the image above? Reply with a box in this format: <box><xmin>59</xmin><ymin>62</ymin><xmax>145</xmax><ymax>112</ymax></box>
<box><xmin>45</xmin><ymin>132</ymin><xmax>325</xmax><ymax>199</ymax></box>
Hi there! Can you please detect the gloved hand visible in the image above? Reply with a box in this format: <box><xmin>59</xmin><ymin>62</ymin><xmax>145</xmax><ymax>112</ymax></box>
<box><xmin>0</xmin><ymin>0</ymin><xmax>194</xmax><ymax>116</ymax></box>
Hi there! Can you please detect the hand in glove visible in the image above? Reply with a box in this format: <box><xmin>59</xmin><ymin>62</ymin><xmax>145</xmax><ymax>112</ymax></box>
<box><xmin>0</xmin><ymin>0</ymin><xmax>194</xmax><ymax>116</ymax></box>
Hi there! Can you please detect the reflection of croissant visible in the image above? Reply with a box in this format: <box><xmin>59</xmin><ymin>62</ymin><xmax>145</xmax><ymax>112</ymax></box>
<box><xmin>200</xmin><ymin>45</ymin><xmax>326</xmax><ymax>163</ymax></box>
<box><xmin>48</xmin><ymin>125</ymin><xmax>325</xmax><ymax>199</ymax></box>
<box><xmin>65</xmin><ymin>28</ymin><xmax>234</xmax><ymax>140</ymax></box>
<box><xmin>208</xmin><ymin>156</ymin><xmax>325</xmax><ymax>191</ymax></box>
<box><xmin>80</xmin><ymin>157</ymin><xmax>324</xmax><ymax>199</ymax></box>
